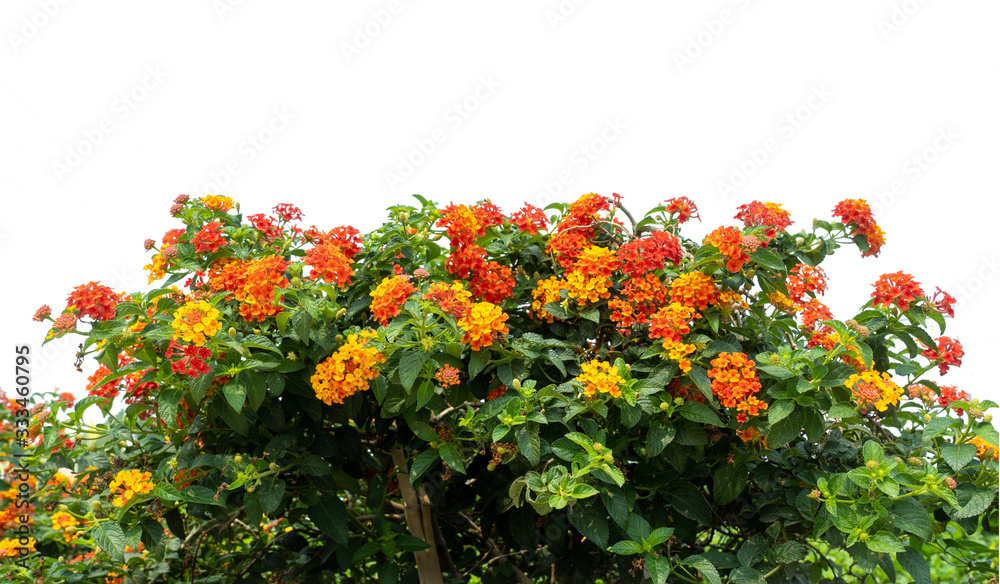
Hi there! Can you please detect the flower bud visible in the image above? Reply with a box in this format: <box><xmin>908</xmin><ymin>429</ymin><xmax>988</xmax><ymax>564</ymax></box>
<box><xmin>228</xmin><ymin>327</ymin><xmax>237</xmax><ymax>337</ymax></box>
<box><xmin>808</xmin><ymin>489</ymin><xmax>821</xmax><ymax>500</ymax></box>
<box><xmin>336</xmin><ymin>307</ymin><xmax>347</xmax><ymax>319</ymax></box>
<box><xmin>92</xmin><ymin>501</ymin><xmax>102</xmax><ymax>510</ymax></box>
<box><xmin>659</xmin><ymin>402</ymin><xmax>670</xmax><ymax>412</ymax></box>
<box><xmin>286</xmin><ymin>351</ymin><xmax>297</xmax><ymax>361</ymax></box>
<box><xmin>593</xmin><ymin>443</ymin><xmax>604</xmax><ymax>453</ymax></box>
<box><xmin>923</xmin><ymin>414</ymin><xmax>932</xmax><ymax>423</ymax></box>
<box><xmin>512</xmin><ymin>379</ymin><xmax>521</xmax><ymax>390</ymax></box>
<box><xmin>290</xmin><ymin>277</ymin><xmax>302</xmax><ymax>287</ymax></box>
<box><xmin>246</xmin><ymin>485</ymin><xmax>255</xmax><ymax>493</ymax></box>
<box><xmin>985</xmin><ymin>414</ymin><xmax>993</xmax><ymax>423</ymax></box>
<box><xmin>168</xmin><ymin>458</ymin><xmax>178</xmax><ymax>469</ymax></box>
<box><xmin>335</xmin><ymin>334</ymin><xmax>344</xmax><ymax>343</ymax></box>
<box><xmin>118</xmin><ymin>440</ymin><xmax>128</xmax><ymax>448</ymax></box>
<box><xmin>269</xmin><ymin>462</ymin><xmax>278</xmax><ymax>471</ymax></box>
<box><xmin>674</xmin><ymin>397</ymin><xmax>684</xmax><ymax>406</ymax></box>
<box><xmin>58</xmin><ymin>504</ymin><xmax>69</xmax><ymax>512</ymax></box>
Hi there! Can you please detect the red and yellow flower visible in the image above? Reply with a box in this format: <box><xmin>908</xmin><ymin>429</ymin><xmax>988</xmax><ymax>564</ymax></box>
<box><xmin>845</xmin><ymin>370</ymin><xmax>902</xmax><ymax>412</ymax></box>
<box><xmin>370</xmin><ymin>276</ymin><xmax>417</xmax><ymax>326</ymax></box>
<box><xmin>707</xmin><ymin>352</ymin><xmax>767</xmax><ymax>422</ymax></box>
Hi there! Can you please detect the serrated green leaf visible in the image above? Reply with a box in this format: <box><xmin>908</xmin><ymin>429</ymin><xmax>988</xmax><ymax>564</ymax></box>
<box><xmin>307</xmin><ymin>497</ymin><xmax>348</xmax><ymax>545</ymax></box>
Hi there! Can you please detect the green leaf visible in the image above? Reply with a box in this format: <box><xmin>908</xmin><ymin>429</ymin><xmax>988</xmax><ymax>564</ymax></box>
<box><xmin>91</xmin><ymin>520</ymin><xmax>127</xmax><ymax>561</ymax></box>
<box><xmin>157</xmin><ymin>389</ymin><xmax>182</xmax><ymax>429</ymax></box>
<box><xmin>567</xmin><ymin>500</ymin><xmax>609</xmax><ymax>548</ymax></box>
<box><xmin>713</xmin><ymin>462</ymin><xmax>748</xmax><ymax>505</ymax></box>
<box><xmin>645</xmin><ymin>419</ymin><xmax>676</xmax><ymax>457</ymax></box>
<box><xmin>438</xmin><ymin>442</ymin><xmax>466</xmax><ymax>474</ymax></box>
<box><xmin>377</xmin><ymin>564</ymin><xmax>399</xmax><ymax>584</ymax></box>
<box><xmin>889</xmin><ymin>498</ymin><xmax>933</xmax><ymax>541</ymax></box>
<box><xmin>974</xmin><ymin>422</ymin><xmax>999</xmax><ymax>450</ymax></box>
<box><xmin>941</xmin><ymin>443</ymin><xmax>977</xmax><ymax>470</ymax></box>
<box><xmin>681</xmin><ymin>555</ymin><xmax>722</xmax><ymax>584</ymax></box>
<box><xmin>647</xmin><ymin>527</ymin><xmax>674</xmax><ymax>547</ymax></box>
<box><xmin>395</xmin><ymin>535</ymin><xmax>431</xmax><ymax>552</ymax></box>
<box><xmin>469</xmin><ymin>348</ymin><xmax>490</xmax><ymax>380</ymax></box>
<box><xmin>767</xmin><ymin>407</ymin><xmax>803</xmax><ymax>448</ymax></box>
<box><xmin>491</xmin><ymin>424</ymin><xmax>511</xmax><ymax>442</ymax></box>
<box><xmin>922</xmin><ymin>416</ymin><xmax>956</xmax><ymax>441</ymax></box>
<box><xmin>687</xmin><ymin>366</ymin><xmax>713</xmax><ymax>401</ymax></box>
<box><xmin>409</xmin><ymin>449</ymin><xmax>439</xmax><ymax>482</ymax></box>
<box><xmin>308</xmin><ymin>497</ymin><xmax>349</xmax><ymax>545</ymax></box>
<box><xmin>737</xmin><ymin>534</ymin><xmax>768</xmax><ymax>567</ymax></box>
<box><xmin>865</xmin><ymin>531</ymin><xmax>905</xmax><ymax>554</ymax></box>
<box><xmin>768</xmin><ymin>399</ymin><xmax>794</xmax><ymax>425</ymax></box>
<box><xmin>399</xmin><ymin>350</ymin><xmax>431</xmax><ymax>393</ymax></box>
<box><xmin>515</xmin><ymin>424</ymin><xmax>541</xmax><ymax>466</ymax></box>
<box><xmin>896</xmin><ymin>546</ymin><xmax>932</xmax><ymax>584</ymax></box>
<box><xmin>291</xmin><ymin>309</ymin><xmax>313</xmax><ymax>344</ymax></box>
<box><xmin>416</xmin><ymin>379</ymin><xmax>436</xmax><ymax>410</ymax></box>
<box><xmin>258</xmin><ymin>476</ymin><xmax>285</xmax><ymax>515</ymax></box>
<box><xmin>773</xmin><ymin>541</ymin><xmax>807</xmax><ymax>563</ymax></box>
<box><xmin>678</xmin><ymin>401</ymin><xmax>722</xmax><ymax>426</ymax></box>
<box><xmin>223</xmin><ymin>379</ymin><xmax>247</xmax><ymax>413</ymax></box>
<box><xmin>827</xmin><ymin>403</ymin><xmax>857</xmax><ymax>419</ymax></box>
<box><xmin>730</xmin><ymin>567</ymin><xmax>766</xmax><ymax>584</ymax></box>
<box><xmin>608</xmin><ymin>540</ymin><xmax>644</xmax><ymax>555</ymax></box>
<box><xmin>244</xmin><ymin>491</ymin><xmax>263</xmax><ymax>528</ymax></box>
<box><xmin>862</xmin><ymin>440</ymin><xmax>884</xmax><ymax>463</ymax></box>
<box><xmin>750</xmin><ymin>248</ymin><xmax>786</xmax><ymax>272</ymax></box>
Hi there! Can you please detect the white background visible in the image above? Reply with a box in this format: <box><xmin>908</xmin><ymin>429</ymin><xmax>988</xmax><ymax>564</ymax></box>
<box><xmin>2</xmin><ymin>1</ymin><xmax>998</xmax><ymax>418</ymax></box>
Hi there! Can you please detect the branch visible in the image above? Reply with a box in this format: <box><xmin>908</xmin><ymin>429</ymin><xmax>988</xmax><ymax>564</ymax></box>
<box><xmin>457</xmin><ymin>511</ymin><xmax>532</xmax><ymax>584</ymax></box>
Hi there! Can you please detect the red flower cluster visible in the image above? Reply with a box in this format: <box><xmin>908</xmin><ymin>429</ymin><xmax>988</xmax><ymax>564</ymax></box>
<box><xmin>871</xmin><ymin>271</ymin><xmax>924</xmax><ymax>311</ymax></box>
<box><xmin>735</xmin><ymin>201</ymin><xmax>792</xmax><ymax>241</ymax></box>
<box><xmin>248</xmin><ymin>213</ymin><xmax>283</xmax><ymax>242</ymax></box>
<box><xmin>67</xmin><ymin>281</ymin><xmax>120</xmax><ymax>321</ymax></box>
<box><xmin>424</xmin><ymin>281</ymin><xmax>473</xmax><ymax>319</ymax></box>
<box><xmin>832</xmin><ymin>199</ymin><xmax>885</xmax><ymax>257</ymax></box>
<box><xmin>704</xmin><ymin>226</ymin><xmax>750</xmax><ymax>272</ymax></box>
<box><xmin>304</xmin><ymin>225</ymin><xmax>362</xmax><ymax>258</ymax></box>
<box><xmin>609</xmin><ymin>274</ymin><xmax>669</xmax><ymax>332</ymax></box>
<box><xmin>707</xmin><ymin>352</ymin><xmax>767</xmax><ymax>422</ymax></box>
<box><xmin>546</xmin><ymin>193</ymin><xmax>613</xmax><ymax>268</ymax></box>
<box><xmin>664</xmin><ymin>197</ymin><xmax>699</xmax><ymax>223</ymax></box>
<box><xmin>192</xmin><ymin>222</ymin><xmax>228</xmax><ymax>255</ymax></box>
<box><xmin>510</xmin><ymin>203</ymin><xmax>548</xmax><ymax>235</ymax></box>
<box><xmin>922</xmin><ymin>336</ymin><xmax>964</xmax><ymax>375</ymax></box>
<box><xmin>616</xmin><ymin>231</ymin><xmax>683</xmax><ymax>278</ymax></box>
<box><xmin>786</xmin><ymin>264</ymin><xmax>828</xmax><ymax>303</ymax></box>
<box><xmin>168</xmin><ymin>343</ymin><xmax>212</xmax><ymax>378</ymax></box>
<box><xmin>937</xmin><ymin>385</ymin><xmax>971</xmax><ymax>416</ymax></box>
<box><xmin>469</xmin><ymin>262</ymin><xmax>515</xmax><ymax>304</ymax></box>
<box><xmin>929</xmin><ymin>287</ymin><xmax>956</xmax><ymax>318</ymax></box>
<box><xmin>304</xmin><ymin>242</ymin><xmax>354</xmax><ymax>288</ymax></box>
<box><xmin>799</xmin><ymin>298</ymin><xmax>833</xmax><ymax>332</ymax></box>
<box><xmin>272</xmin><ymin>203</ymin><xmax>304</xmax><ymax>222</ymax></box>
<box><xmin>437</xmin><ymin>202</ymin><xmax>515</xmax><ymax>303</ymax></box>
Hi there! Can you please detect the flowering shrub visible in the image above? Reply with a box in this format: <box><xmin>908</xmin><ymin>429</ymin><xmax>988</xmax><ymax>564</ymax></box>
<box><xmin>5</xmin><ymin>194</ymin><xmax>997</xmax><ymax>583</ymax></box>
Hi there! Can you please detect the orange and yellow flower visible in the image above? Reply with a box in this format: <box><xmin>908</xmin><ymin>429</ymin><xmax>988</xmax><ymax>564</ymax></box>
<box><xmin>845</xmin><ymin>370</ymin><xmax>902</xmax><ymax>412</ymax></box>
<box><xmin>708</xmin><ymin>352</ymin><xmax>767</xmax><ymax>422</ymax></box>
<box><xmin>833</xmin><ymin>198</ymin><xmax>885</xmax><ymax>257</ymax></box>
<box><xmin>969</xmin><ymin>436</ymin><xmax>999</xmax><ymax>462</ymax></box>
<box><xmin>171</xmin><ymin>300</ymin><xmax>222</xmax><ymax>347</ymax></box>
<box><xmin>109</xmin><ymin>469</ymin><xmax>154</xmax><ymax>507</ymax></box>
<box><xmin>311</xmin><ymin>330</ymin><xmax>385</xmax><ymax>405</ymax></box>
<box><xmin>202</xmin><ymin>195</ymin><xmax>235</xmax><ymax>212</ymax></box>
<box><xmin>458</xmin><ymin>302</ymin><xmax>509</xmax><ymax>351</ymax></box>
<box><xmin>435</xmin><ymin>365</ymin><xmax>461</xmax><ymax>387</ymax></box>
<box><xmin>871</xmin><ymin>271</ymin><xmax>924</xmax><ymax>311</ymax></box>
<box><xmin>576</xmin><ymin>360</ymin><xmax>625</xmax><ymax>398</ymax></box>
<box><xmin>370</xmin><ymin>276</ymin><xmax>417</xmax><ymax>326</ymax></box>
<box><xmin>669</xmin><ymin>272</ymin><xmax>720</xmax><ymax>311</ymax></box>
<box><xmin>704</xmin><ymin>226</ymin><xmax>750</xmax><ymax>272</ymax></box>
<box><xmin>51</xmin><ymin>511</ymin><xmax>82</xmax><ymax>542</ymax></box>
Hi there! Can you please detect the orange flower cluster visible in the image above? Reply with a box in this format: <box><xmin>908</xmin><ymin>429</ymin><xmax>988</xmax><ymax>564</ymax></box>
<box><xmin>576</xmin><ymin>360</ymin><xmax>625</xmax><ymax>398</ymax></box>
<box><xmin>845</xmin><ymin>370</ymin><xmax>902</xmax><ymax>412</ymax></box>
<box><xmin>921</xmin><ymin>336</ymin><xmax>964</xmax><ymax>375</ymax></box>
<box><xmin>0</xmin><ymin>537</ymin><xmax>35</xmax><ymax>557</ymax></box>
<box><xmin>609</xmin><ymin>274</ymin><xmax>669</xmax><ymax>331</ymax></box>
<box><xmin>832</xmin><ymin>198</ymin><xmax>885</xmax><ymax>257</ymax></box>
<box><xmin>871</xmin><ymin>271</ymin><xmax>924</xmax><ymax>311</ymax></box>
<box><xmin>937</xmin><ymin>385</ymin><xmax>971</xmax><ymax>415</ymax></box>
<box><xmin>171</xmin><ymin>300</ymin><xmax>222</xmax><ymax>347</ymax></box>
<box><xmin>303</xmin><ymin>225</ymin><xmax>362</xmax><ymax>258</ymax></box>
<box><xmin>799</xmin><ymin>298</ymin><xmax>833</xmax><ymax>332</ymax></box>
<box><xmin>969</xmin><ymin>436</ymin><xmax>999</xmax><ymax>462</ymax></box>
<box><xmin>707</xmin><ymin>352</ymin><xmax>767</xmax><ymax>422</ymax></box>
<box><xmin>424</xmin><ymin>281</ymin><xmax>473</xmax><ymax>319</ymax></box>
<box><xmin>458</xmin><ymin>302</ymin><xmax>509</xmax><ymax>351</ymax></box>
<box><xmin>786</xmin><ymin>264</ymin><xmax>828</xmax><ymax>303</ymax></box>
<box><xmin>565</xmin><ymin>246</ymin><xmax>620</xmax><ymax>305</ymax></box>
<box><xmin>201</xmin><ymin>195</ymin><xmax>235</xmax><ymax>212</ymax></box>
<box><xmin>664</xmin><ymin>197</ymin><xmax>699</xmax><ymax>223</ymax></box>
<box><xmin>304</xmin><ymin>242</ymin><xmax>354</xmax><ymax>288</ymax></box>
<box><xmin>370</xmin><ymin>276</ymin><xmax>417</xmax><ymax>326</ymax></box>
<box><xmin>735</xmin><ymin>201</ymin><xmax>793</xmax><ymax>241</ymax></box>
<box><xmin>51</xmin><ymin>511</ymin><xmax>81</xmax><ymax>543</ymax></box>
<box><xmin>210</xmin><ymin>256</ymin><xmax>290</xmax><ymax>322</ymax></box>
<box><xmin>109</xmin><ymin>469</ymin><xmax>154</xmax><ymax>507</ymax></box>
<box><xmin>510</xmin><ymin>203</ymin><xmax>548</xmax><ymax>235</ymax></box>
<box><xmin>648</xmin><ymin>303</ymin><xmax>699</xmax><ymax>343</ymax></box>
<box><xmin>437</xmin><ymin>202</ymin><xmax>515</xmax><ymax>303</ymax></box>
<box><xmin>929</xmin><ymin>287</ymin><xmax>956</xmax><ymax>318</ymax></box>
<box><xmin>615</xmin><ymin>231</ymin><xmax>683</xmax><ymax>278</ymax></box>
<box><xmin>547</xmin><ymin>193</ymin><xmax>613</xmax><ymax>267</ymax></box>
<box><xmin>311</xmin><ymin>330</ymin><xmax>386</xmax><ymax>405</ymax></box>
<box><xmin>67</xmin><ymin>281</ymin><xmax>120</xmax><ymax>322</ymax></box>
<box><xmin>669</xmin><ymin>272</ymin><xmax>720</xmax><ymax>310</ymax></box>
<box><xmin>435</xmin><ymin>365</ymin><xmax>461</xmax><ymax>387</ymax></box>
<box><xmin>192</xmin><ymin>221</ymin><xmax>228</xmax><ymax>255</ymax></box>
<box><xmin>704</xmin><ymin>226</ymin><xmax>750</xmax><ymax>272</ymax></box>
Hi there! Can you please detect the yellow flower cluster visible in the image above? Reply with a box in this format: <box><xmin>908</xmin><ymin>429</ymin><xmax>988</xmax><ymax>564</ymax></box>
<box><xmin>458</xmin><ymin>302</ymin><xmax>510</xmax><ymax>351</ymax></box>
<box><xmin>201</xmin><ymin>195</ymin><xmax>235</xmax><ymax>212</ymax></box>
<box><xmin>576</xmin><ymin>360</ymin><xmax>625</xmax><ymax>398</ymax></box>
<box><xmin>663</xmin><ymin>340</ymin><xmax>697</xmax><ymax>373</ymax></box>
<box><xmin>51</xmin><ymin>511</ymin><xmax>81</xmax><ymax>542</ymax></box>
<box><xmin>845</xmin><ymin>370</ymin><xmax>902</xmax><ymax>412</ymax></box>
<box><xmin>311</xmin><ymin>330</ymin><xmax>386</xmax><ymax>405</ymax></box>
<box><xmin>171</xmin><ymin>300</ymin><xmax>222</xmax><ymax>347</ymax></box>
<box><xmin>531</xmin><ymin>277</ymin><xmax>569</xmax><ymax>322</ymax></box>
<box><xmin>0</xmin><ymin>537</ymin><xmax>35</xmax><ymax>557</ymax></box>
<box><xmin>109</xmin><ymin>469</ymin><xmax>154</xmax><ymax>507</ymax></box>
<box><xmin>969</xmin><ymin>436</ymin><xmax>999</xmax><ymax>462</ymax></box>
